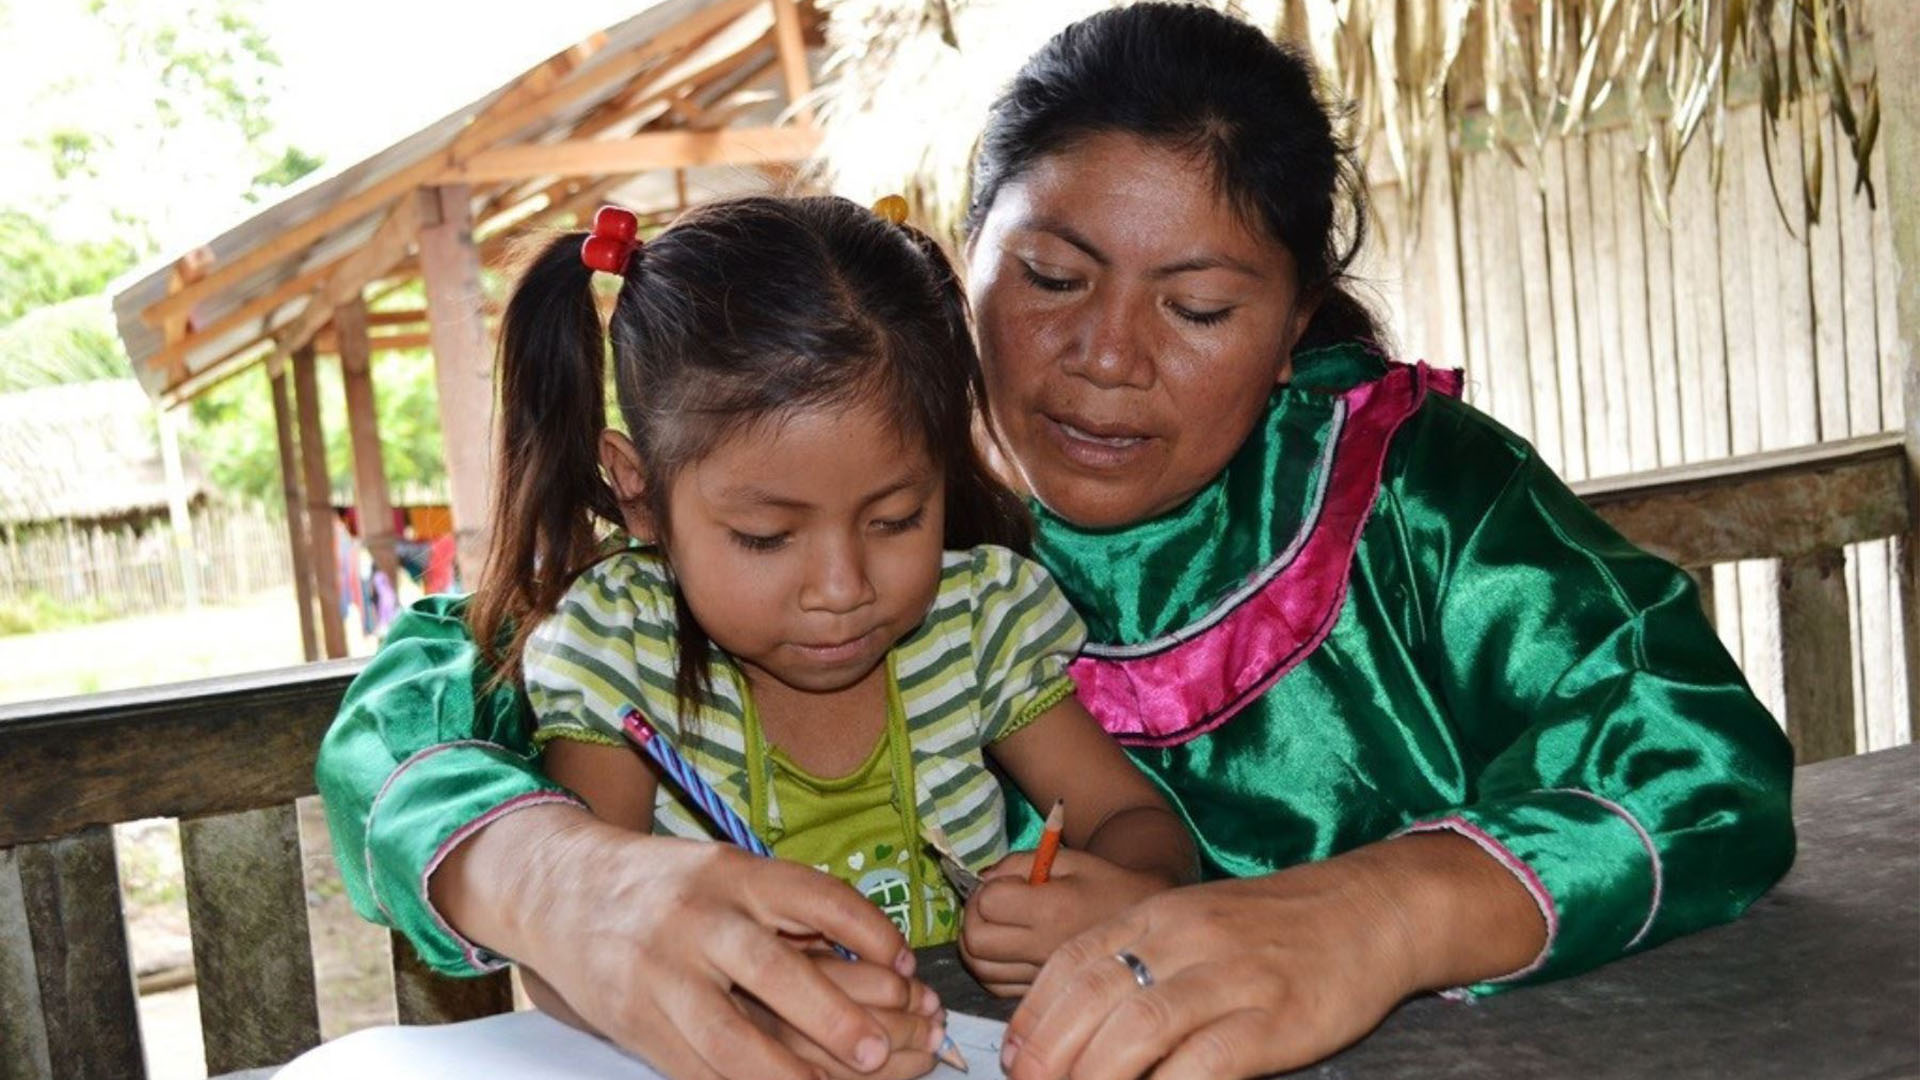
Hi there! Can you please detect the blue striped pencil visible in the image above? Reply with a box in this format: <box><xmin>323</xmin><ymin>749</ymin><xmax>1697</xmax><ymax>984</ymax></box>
<box><xmin>619</xmin><ymin>707</ymin><xmax>968</xmax><ymax>1072</ymax></box>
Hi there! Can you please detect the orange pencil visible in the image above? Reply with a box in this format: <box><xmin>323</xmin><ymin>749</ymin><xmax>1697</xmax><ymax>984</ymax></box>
<box><xmin>1028</xmin><ymin>799</ymin><xmax>1066</xmax><ymax>884</ymax></box>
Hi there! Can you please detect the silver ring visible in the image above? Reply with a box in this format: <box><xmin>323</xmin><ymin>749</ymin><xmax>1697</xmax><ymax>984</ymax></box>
<box><xmin>1114</xmin><ymin>950</ymin><xmax>1154</xmax><ymax>988</ymax></box>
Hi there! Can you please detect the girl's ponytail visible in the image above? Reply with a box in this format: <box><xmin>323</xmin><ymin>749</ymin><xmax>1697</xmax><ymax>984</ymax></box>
<box><xmin>470</xmin><ymin>233</ymin><xmax>626</xmax><ymax>678</ymax></box>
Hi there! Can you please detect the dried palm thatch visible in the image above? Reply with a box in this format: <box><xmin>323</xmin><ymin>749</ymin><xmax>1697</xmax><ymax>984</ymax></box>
<box><xmin>809</xmin><ymin>0</ymin><xmax>1880</xmax><ymax>246</ymax></box>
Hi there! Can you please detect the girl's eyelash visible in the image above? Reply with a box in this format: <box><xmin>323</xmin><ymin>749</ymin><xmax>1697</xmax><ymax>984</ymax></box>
<box><xmin>874</xmin><ymin>508</ymin><xmax>926</xmax><ymax>535</ymax></box>
<box><xmin>1021</xmin><ymin>264</ymin><xmax>1080</xmax><ymax>292</ymax></box>
<box><xmin>729</xmin><ymin>530</ymin><xmax>788</xmax><ymax>552</ymax></box>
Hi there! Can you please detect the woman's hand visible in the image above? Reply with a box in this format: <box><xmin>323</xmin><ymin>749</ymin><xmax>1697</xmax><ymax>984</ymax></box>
<box><xmin>959</xmin><ymin>849</ymin><xmax>1178</xmax><ymax>996</ymax></box>
<box><xmin>433</xmin><ymin>804</ymin><xmax>923</xmax><ymax>1080</ymax></box>
<box><xmin>742</xmin><ymin>948</ymin><xmax>949</xmax><ymax>1080</ymax></box>
<box><xmin>998</xmin><ymin>833</ymin><xmax>1547</xmax><ymax>1079</ymax></box>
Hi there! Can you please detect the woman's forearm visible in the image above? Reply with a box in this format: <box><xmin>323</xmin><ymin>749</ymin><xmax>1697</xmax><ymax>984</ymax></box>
<box><xmin>426</xmin><ymin>801</ymin><xmax>602</xmax><ymax>960</ymax></box>
<box><xmin>1339</xmin><ymin>830</ymin><xmax>1547</xmax><ymax>991</ymax></box>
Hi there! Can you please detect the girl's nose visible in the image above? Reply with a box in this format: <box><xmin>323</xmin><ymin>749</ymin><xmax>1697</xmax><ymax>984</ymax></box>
<box><xmin>1060</xmin><ymin>291</ymin><xmax>1154</xmax><ymax>389</ymax></box>
<box><xmin>799</xmin><ymin>535</ymin><xmax>877</xmax><ymax>614</ymax></box>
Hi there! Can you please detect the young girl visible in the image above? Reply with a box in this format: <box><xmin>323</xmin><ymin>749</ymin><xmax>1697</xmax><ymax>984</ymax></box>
<box><xmin>471</xmin><ymin>195</ymin><xmax>1196</xmax><ymax>1057</ymax></box>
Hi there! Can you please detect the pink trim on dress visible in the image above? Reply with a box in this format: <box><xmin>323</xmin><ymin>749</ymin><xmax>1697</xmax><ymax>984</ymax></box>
<box><xmin>1398</xmin><ymin>815</ymin><xmax>1559</xmax><ymax>985</ymax></box>
<box><xmin>1069</xmin><ymin>362</ymin><xmax>1460</xmax><ymax>747</ymax></box>
<box><xmin>1556</xmin><ymin>788</ymin><xmax>1665</xmax><ymax>949</ymax></box>
<box><xmin>420</xmin><ymin>790</ymin><xmax>587</xmax><ymax>972</ymax></box>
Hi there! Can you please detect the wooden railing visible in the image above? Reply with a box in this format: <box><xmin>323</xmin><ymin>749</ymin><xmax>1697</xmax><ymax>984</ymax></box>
<box><xmin>0</xmin><ymin>662</ymin><xmax>513</xmax><ymax>1080</ymax></box>
<box><xmin>0</xmin><ymin>435</ymin><xmax>1912</xmax><ymax>1079</ymax></box>
<box><xmin>1576</xmin><ymin>431</ymin><xmax>1917</xmax><ymax>763</ymax></box>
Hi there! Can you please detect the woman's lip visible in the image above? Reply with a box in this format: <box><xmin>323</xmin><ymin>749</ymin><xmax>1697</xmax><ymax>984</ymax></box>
<box><xmin>1042</xmin><ymin>414</ymin><xmax>1153</xmax><ymax>469</ymax></box>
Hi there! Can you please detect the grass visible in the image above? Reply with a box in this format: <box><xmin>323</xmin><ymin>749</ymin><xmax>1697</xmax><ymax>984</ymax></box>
<box><xmin>0</xmin><ymin>590</ymin><xmax>115</xmax><ymax>636</ymax></box>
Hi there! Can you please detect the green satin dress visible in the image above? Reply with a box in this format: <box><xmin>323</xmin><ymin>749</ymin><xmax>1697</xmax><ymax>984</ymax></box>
<box><xmin>315</xmin><ymin>342</ymin><xmax>1795</xmax><ymax>991</ymax></box>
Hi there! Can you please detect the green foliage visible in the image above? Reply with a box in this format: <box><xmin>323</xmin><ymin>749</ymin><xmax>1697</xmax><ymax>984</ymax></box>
<box><xmin>0</xmin><ymin>297</ymin><xmax>134</xmax><ymax>391</ymax></box>
<box><xmin>0</xmin><ymin>591</ymin><xmax>115</xmax><ymax>637</ymax></box>
<box><xmin>247</xmin><ymin>145</ymin><xmax>324</xmax><ymax>203</ymax></box>
<box><xmin>0</xmin><ymin>210</ymin><xmax>140</xmax><ymax>327</ymax></box>
<box><xmin>185</xmin><ymin>349</ymin><xmax>447</xmax><ymax>505</ymax></box>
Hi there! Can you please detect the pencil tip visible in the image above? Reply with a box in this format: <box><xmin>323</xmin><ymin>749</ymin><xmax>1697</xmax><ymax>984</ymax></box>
<box><xmin>1044</xmin><ymin>798</ymin><xmax>1065</xmax><ymax>827</ymax></box>
<box><xmin>936</xmin><ymin>1034</ymin><xmax>969</xmax><ymax>1072</ymax></box>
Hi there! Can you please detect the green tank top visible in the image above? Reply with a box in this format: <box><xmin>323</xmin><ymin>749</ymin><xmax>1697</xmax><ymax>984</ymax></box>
<box><xmin>743</xmin><ymin>672</ymin><xmax>960</xmax><ymax>947</ymax></box>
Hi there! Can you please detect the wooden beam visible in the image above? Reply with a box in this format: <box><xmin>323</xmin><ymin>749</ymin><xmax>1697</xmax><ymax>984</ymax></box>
<box><xmin>365</xmin><ymin>307</ymin><xmax>428</xmax><ymax>327</ymax></box>
<box><xmin>1574</xmin><ymin>434</ymin><xmax>1912</xmax><ymax>568</ymax></box>
<box><xmin>10</xmin><ymin>830</ymin><xmax>144</xmax><ymax>1079</ymax></box>
<box><xmin>337</xmin><ymin>296</ymin><xmax>400</xmax><ymax>588</ymax></box>
<box><xmin>442</xmin><ymin>124</ymin><xmax>820</xmax><ymax>184</ymax></box>
<box><xmin>272</xmin><ymin>193</ymin><xmax>424</xmax><ymax>359</ymax></box>
<box><xmin>392</xmin><ymin>937</ymin><xmax>513</xmax><ymax>1025</ymax></box>
<box><xmin>292</xmin><ymin>344</ymin><xmax>348</xmax><ymax>659</ymax></box>
<box><xmin>1777</xmin><ymin>549</ymin><xmax>1858</xmax><ymax>763</ymax></box>
<box><xmin>179</xmin><ymin>806</ymin><xmax>321</xmax><ymax>1072</ymax></box>
<box><xmin>0</xmin><ymin>662</ymin><xmax>363</xmax><ymax>847</ymax></box>
<box><xmin>140</xmin><ymin>0</ymin><xmax>761</xmax><ymax>331</ymax></box>
<box><xmin>162</xmin><ymin>246</ymin><xmax>216</xmax><ymax>346</ymax></box>
<box><xmin>148</xmin><ymin>257</ymin><xmax>337</xmax><ymax>388</ymax></box>
<box><xmin>1871</xmin><ymin>0</ymin><xmax>1920</xmax><ymax>740</ymax></box>
<box><xmin>268</xmin><ymin>367</ymin><xmax>319</xmax><ymax>663</ymax></box>
<box><xmin>769</xmin><ymin>0</ymin><xmax>813</xmax><ymax>123</ymax></box>
<box><xmin>419</xmin><ymin>185</ymin><xmax>493</xmax><ymax>588</ymax></box>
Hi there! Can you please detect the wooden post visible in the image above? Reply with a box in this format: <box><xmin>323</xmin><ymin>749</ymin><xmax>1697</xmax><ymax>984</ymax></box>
<box><xmin>337</xmin><ymin>296</ymin><xmax>400</xmax><ymax>588</ymax></box>
<box><xmin>1873</xmin><ymin>0</ymin><xmax>1920</xmax><ymax>740</ymax></box>
<box><xmin>268</xmin><ymin>367</ymin><xmax>319</xmax><ymax>663</ymax></box>
<box><xmin>292</xmin><ymin>344</ymin><xmax>348</xmax><ymax>659</ymax></box>
<box><xmin>769</xmin><ymin>0</ymin><xmax>813</xmax><ymax>123</ymax></box>
<box><xmin>418</xmin><ymin>185</ymin><xmax>493</xmax><ymax>589</ymax></box>
<box><xmin>1777</xmin><ymin>548</ymin><xmax>1857</xmax><ymax>763</ymax></box>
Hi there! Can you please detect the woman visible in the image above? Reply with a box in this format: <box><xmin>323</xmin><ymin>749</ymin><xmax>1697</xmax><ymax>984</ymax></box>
<box><xmin>316</xmin><ymin>6</ymin><xmax>1793</xmax><ymax>1079</ymax></box>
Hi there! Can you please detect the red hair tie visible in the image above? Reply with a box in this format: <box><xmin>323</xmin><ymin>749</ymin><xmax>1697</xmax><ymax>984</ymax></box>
<box><xmin>581</xmin><ymin>205</ymin><xmax>640</xmax><ymax>274</ymax></box>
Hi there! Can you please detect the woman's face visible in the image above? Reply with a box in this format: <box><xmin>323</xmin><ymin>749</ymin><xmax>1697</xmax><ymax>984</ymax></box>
<box><xmin>968</xmin><ymin>131</ymin><xmax>1311</xmax><ymax>529</ymax></box>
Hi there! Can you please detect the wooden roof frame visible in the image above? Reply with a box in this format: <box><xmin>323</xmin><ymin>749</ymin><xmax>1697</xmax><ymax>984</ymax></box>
<box><xmin>112</xmin><ymin>0</ymin><xmax>824</xmax><ymax>407</ymax></box>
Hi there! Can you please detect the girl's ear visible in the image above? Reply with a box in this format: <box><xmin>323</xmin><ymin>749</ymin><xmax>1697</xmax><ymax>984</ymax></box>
<box><xmin>598</xmin><ymin>429</ymin><xmax>657</xmax><ymax>541</ymax></box>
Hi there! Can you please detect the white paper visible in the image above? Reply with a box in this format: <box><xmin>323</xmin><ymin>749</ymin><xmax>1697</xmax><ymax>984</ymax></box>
<box><xmin>275</xmin><ymin>1007</ymin><xmax>1005</xmax><ymax>1079</ymax></box>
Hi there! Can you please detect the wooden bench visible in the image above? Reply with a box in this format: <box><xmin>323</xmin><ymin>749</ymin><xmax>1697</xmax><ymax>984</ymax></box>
<box><xmin>0</xmin><ymin>434</ymin><xmax>1911</xmax><ymax>1079</ymax></box>
<box><xmin>0</xmin><ymin>662</ymin><xmax>514</xmax><ymax>1079</ymax></box>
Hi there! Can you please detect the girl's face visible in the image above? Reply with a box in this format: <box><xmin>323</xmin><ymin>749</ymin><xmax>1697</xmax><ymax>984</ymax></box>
<box><xmin>968</xmin><ymin>131</ymin><xmax>1312</xmax><ymax>529</ymax></box>
<box><xmin>647</xmin><ymin>400</ymin><xmax>947</xmax><ymax>696</ymax></box>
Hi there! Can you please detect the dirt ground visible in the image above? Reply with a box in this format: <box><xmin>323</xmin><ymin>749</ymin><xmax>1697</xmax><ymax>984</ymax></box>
<box><xmin>2</xmin><ymin>588</ymin><xmax>398</xmax><ymax>1078</ymax></box>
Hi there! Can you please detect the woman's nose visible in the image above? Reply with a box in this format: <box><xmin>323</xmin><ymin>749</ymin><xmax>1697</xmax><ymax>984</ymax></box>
<box><xmin>798</xmin><ymin>536</ymin><xmax>877</xmax><ymax>614</ymax></box>
<box><xmin>1060</xmin><ymin>290</ymin><xmax>1154</xmax><ymax>389</ymax></box>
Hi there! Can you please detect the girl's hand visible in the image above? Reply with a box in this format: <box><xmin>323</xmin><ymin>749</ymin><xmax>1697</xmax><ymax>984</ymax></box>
<box><xmin>440</xmin><ymin>806</ymin><xmax>922</xmax><ymax>1080</ymax></box>
<box><xmin>998</xmin><ymin>834</ymin><xmax>1546</xmax><ymax>1080</ymax></box>
<box><xmin>958</xmin><ymin>849</ymin><xmax>1179</xmax><ymax>996</ymax></box>
<box><xmin>742</xmin><ymin>949</ymin><xmax>949</xmax><ymax>1080</ymax></box>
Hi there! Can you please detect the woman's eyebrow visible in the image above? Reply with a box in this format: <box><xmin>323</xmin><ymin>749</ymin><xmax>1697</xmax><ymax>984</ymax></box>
<box><xmin>1024</xmin><ymin>221</ymin><xmax>1264</xmax><ymax>279</ymax></box>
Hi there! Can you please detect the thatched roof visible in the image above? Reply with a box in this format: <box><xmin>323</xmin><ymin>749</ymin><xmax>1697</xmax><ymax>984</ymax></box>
<box><xmin>0</xmin><ymin>381</ymin><xmax>207</xmax><ymax>526</ymax></box>
<box><xmin>813</xmin><ymin>0</ymin><xmax>1882</xmax><ymax>242</ymax></box>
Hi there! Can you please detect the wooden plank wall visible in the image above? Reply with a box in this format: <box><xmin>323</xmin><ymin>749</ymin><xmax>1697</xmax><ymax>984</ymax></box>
<box><xmin>1369</xmin><ymin>98</ymin><xmax>1911</xmax><ymax>753</ymax></box>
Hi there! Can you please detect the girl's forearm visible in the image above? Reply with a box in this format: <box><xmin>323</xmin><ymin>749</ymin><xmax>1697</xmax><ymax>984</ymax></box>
<box><xmin>1083</xmin><ymin>804</ymin><xmax>1201</xmax><ymax>887</ymax></box>
<box><xmin>1337</xmin><ymin>830</ymin><xmax>1548</xmax><ymax>992</ymax></box>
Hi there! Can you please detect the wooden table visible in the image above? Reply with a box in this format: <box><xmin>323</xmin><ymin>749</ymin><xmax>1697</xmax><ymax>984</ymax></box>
<box><xmin>921</xmin><ymin>744</ymin><xmax>1920</xmax><ymax>1079</ymax></box>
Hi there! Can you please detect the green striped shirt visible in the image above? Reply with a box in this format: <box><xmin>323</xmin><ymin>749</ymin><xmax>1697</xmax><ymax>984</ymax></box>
<box><xmin>524</xmin><ymin>544</ymin><xmax>1085</xmax><ymax>873</ymax></box>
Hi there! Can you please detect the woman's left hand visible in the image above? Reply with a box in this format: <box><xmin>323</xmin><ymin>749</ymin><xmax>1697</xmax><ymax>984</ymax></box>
<box><xmin>999</xmin><ymin>860</ymin><xmax>1418</xmax><ymax>1079</ymax></box>
<box><xmin>959</xmin><ymin>849</ymin><xmax>1177</xmax><ymax>996</ymax></box>
<box><xmin>998</xmin><ymin>833</ymin><xmax>1546</xmax><ymax>1079</ymax></box>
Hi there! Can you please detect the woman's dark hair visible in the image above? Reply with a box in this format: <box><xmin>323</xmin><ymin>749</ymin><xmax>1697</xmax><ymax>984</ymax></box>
<box><xmin>965</xmin><ymin>2</ymin><xmax>1381</xmax><ymax>350</ymax></box>
<box><xmin>471</xmin><ymin>195</ymin><xmax>1030</xmax><ymax>704</ymax></box>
